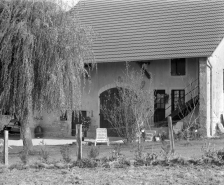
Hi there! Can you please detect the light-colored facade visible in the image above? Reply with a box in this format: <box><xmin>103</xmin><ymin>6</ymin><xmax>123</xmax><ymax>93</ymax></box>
<box><xmin>1</xmin><ymin>0</ymin><xmax>224</xmax><ymax>138</ymax></box>
<box><xmin>199</xmin><ymin>38</ymin><xmax>224</xmax><ymax>137</ymax></box>
<box><xmin>81</xmin><ymin>59</ymin><xmax>199</xmax><ymax>137</ymax></box>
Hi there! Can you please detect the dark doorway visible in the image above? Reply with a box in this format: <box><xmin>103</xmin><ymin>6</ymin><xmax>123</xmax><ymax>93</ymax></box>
<box><xmin>154</xmin><ymin>90</ymin><xmax>166</xmax><ymax>123</ymax></box>
<box><xmin>100</xmin><ymin>88</ymin><xmax>120</xmax><ymax>137</ymax></box>
<box><xmin>71</xmin><ymin>111</ymin><xmax>87</xmax><ymax>136</ymax></box>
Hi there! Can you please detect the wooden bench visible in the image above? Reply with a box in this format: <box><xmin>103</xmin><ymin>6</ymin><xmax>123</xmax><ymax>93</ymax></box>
<box><xmin>95</xmin><ymin>128</ymin><xmax>110</xmax><ymax>146</ymax></box>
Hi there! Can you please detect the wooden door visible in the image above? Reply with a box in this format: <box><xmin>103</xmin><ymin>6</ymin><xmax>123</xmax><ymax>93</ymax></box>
<box><xmin>100</xmin><ymin>88</ymin><xmax>119</xmax><ymax>137</ymax></box>
<box><xmin>154</xmin><ymin>90</ymin><xmax>166</xmax><ymax>123</ymax></box>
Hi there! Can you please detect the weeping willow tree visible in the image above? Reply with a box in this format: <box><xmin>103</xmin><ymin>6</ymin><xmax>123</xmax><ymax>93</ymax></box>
<box><xmin>0</xmin><ymin>0</ymin><xmax>95</xmax><ymax>152</ymax></box>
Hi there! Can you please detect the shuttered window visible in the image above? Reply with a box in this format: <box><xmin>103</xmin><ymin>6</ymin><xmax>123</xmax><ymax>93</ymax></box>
<box><xmin>171</xmin><ymin>58</ymin><xmax>186</xmax><ymax>76</ymax></box>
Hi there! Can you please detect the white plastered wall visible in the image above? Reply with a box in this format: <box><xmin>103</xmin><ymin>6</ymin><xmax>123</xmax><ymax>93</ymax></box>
<box><xmin>82</xmin><ymin>59</ymin><xmax>198</xmax><ymax>137</ymax></box>
<box><xmin>208</xmin><ymin>37</ymin><xmax>224</xmax><ymax>136</ymax></box>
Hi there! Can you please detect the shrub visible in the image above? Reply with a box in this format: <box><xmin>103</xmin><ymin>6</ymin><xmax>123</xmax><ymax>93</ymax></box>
<box><xmin>39</xmin><ymin>147</ymin><xmax>50</xmax><ymax>163</ymax></box>
<box><xmin>60</xmin><ymin>145</ymin><xmax>72</xmax><ymax>163</ymax></box>
<box><xmin>73</xmin><ymin>158</ymin><xmax>98</xmax><ymax>168</ymax></box>
<box><xmin>217</xmin><ymin>149</ymin><xmax>224</xmax><ymax>160</ymax></box>
<box><xmin>38</xmin><ymin>140</ymin><xmax>49</xmax><ymax>163</ymax></box>
<box><xmin>201</xmin><ymin>142</ymin><xmax>218</xmax><ymax>159</ymax></box>
<box><xmin>144</xmin><ymin>152</ymin><xmax>159</xmax><ymax>165</ymax></box>
<box><xmin>134</xmin><ymin>142</ymin><xmax>145</xmax><ymax>161</ymax></box>
<box><xmin>0</xmin><ymin>153</ymin><xmax>3</xmax><ymax>164</ymax></box>
<box><xmin>111</xmin><ymin>144</ymin><xmax>123</xmax><ymax>160</ymax></box>
<box><xmin>87</xmin><ymin>146</ymin><xmax>99</xmax><ymax>159</ymax></box>
<box><xmin>200</xmin><ymin>142</ymin><xmax>224</xmax><ymax>165</ymax></box>
<box><xmin>19</xmin><ymin>150</ymin><xmax>29</xmax><ymax>165</ymax></box>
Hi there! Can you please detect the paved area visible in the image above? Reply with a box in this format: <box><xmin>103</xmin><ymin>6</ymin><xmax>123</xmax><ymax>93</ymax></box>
<box><xmin>0</xmin><ymin>136</ymin><xmax>124</xmax><ymax>146</ymax></box>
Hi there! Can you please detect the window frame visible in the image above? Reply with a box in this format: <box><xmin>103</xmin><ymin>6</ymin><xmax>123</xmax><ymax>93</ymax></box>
<box><xmin>171</xmin><ymin>89</ymin><xmax>185</xmax><ymax>112</ymax></box>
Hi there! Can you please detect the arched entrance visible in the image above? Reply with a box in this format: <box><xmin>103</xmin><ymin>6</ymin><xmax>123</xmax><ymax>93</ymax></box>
<box><xmin>99</xmin><ymin>87</ymin><xmax>120</xmax><ymax>137</ymax></box>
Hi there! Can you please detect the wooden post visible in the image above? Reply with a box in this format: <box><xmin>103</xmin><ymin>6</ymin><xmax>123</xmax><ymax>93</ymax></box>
<box><xmin>76</xmin><ymin>124</ymin><xmax>82</xmax><ymax>160</ymax></box>
<box><xmin>4</xmin><ymin>130</ymin><xmax>8</xmax><ymax>166</ymax></box>
<box><xmin>168</xmin><ymin>116</ymin><xmax>175</xmax><ymax>154</ymax></box>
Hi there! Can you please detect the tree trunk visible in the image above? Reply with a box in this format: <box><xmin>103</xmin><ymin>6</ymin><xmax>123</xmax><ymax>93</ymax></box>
<box><xmin>20</xmin><ymin>55</ymin><xmax>33</xmax><ymax>153</ymax></box>
<box><xmin>20</xmin><ymin>112</ymin><xmax>33</xmax><ymax>153</ymax></box>
<box><xmin>125</xmin><ymin>115</ymin><xmax>130</xmax><ymax>143</ymax></box>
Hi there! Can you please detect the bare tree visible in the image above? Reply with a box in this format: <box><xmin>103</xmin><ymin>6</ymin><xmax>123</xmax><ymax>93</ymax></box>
<box><xmin>0</xmin><ymin>0</ymin><xmax>95</xmax><ymax>152</ymax></box>
<box><xmin>174</xmin><ymin>78</ymin><xmax>202</xmax><ymax>143</ymax></box>
<box><xmin>101</xmin><ymin>64</ymin><xmax>154</xmax><ymax>143</ymax></box>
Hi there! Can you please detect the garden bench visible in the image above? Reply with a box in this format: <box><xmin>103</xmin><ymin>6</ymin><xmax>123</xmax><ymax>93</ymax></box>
<box><xmin>95</xmin><ymin>128</ymin><xmax>110</xmax><ymax>146</ymax></box>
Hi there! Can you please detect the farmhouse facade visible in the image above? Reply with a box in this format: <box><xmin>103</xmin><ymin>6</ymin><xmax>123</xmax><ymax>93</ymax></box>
<box><xmin>75</xmin><ymin>0</ymin><xmax>224</xmax><ymax>138</ymax></box>
<box><xmin>1</xmin><ymin>0</ymin><xmax>224</xmax><ymax>138</ymax></box>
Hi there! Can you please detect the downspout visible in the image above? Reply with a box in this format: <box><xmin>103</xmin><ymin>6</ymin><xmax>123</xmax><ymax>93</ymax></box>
<box><xmin>207</xmin><ymin>58</ymin><xmax>213</xmax><ymax>136</ymax></box>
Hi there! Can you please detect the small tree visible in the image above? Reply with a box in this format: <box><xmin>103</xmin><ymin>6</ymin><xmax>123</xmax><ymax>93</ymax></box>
<box><xmin>0</xmin><ymin>0</ymin><xmax>95</xmax><ymax>152</ymax></box>
<box><xmin>174</xmin><ymin>78</ymin><xmax>203</xmax><ymax>143</ymax></box>
<box><xmin>101</xmin><ymin>64</ymin><xmax>154</xmax><ymax>143</ymax></box>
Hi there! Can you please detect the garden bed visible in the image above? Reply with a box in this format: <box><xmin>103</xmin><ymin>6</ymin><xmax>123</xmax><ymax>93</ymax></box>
<box><xmin>1</xmin><ymin>138</ymin><xmax>224</xmax><ymax>184</ymax></box>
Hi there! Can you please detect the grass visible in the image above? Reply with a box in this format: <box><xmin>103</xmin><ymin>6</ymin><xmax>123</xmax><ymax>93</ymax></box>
<box><xmin>3</xmin><ymin>137</ymin><xmax>224</xmax><ymax>166</ymax></box>
<box><xmin>1</xmin><ymin>138</ymin><xmax>224</xmax><ymax>184</ymax></box>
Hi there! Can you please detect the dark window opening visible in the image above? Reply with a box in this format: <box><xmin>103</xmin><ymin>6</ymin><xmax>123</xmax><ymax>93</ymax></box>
<box><xmin>154</xmin><ymin>90</ymin><xmax>166</xmax><ymax>122</ymax></box>
<box><xmin>84</xmin><ymin>63</ymin><xmax>93</xmax><ymax>69</ymax></box>
<box><xmin>60</xmin><ymin>110</ymin><xmax>67</xmax><ymax>121</ymax></box>
<box><xmin>171</xmin><ymin>58</ymin><xmax>186</xmax><ymax>76</ymax></box>
<box><xmin>171</xmin><ymin>90</ymin><xmax>185</xmax><ymax>111</ymax></box>
<box><xmin>84</xmin><ymin>63</ymin><xmax>93</xmax><ymax>80</ymax></box>
<box><xmin>71</xmin><ymin>110</ymin><xmax>87</xmax><ymax>136</ymax></box>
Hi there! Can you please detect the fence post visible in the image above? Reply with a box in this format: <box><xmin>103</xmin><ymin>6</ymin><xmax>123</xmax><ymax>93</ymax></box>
<box><xmin>168</xmin><ymin>116</ymin><xmax>175</xmax><ymax>154</ymax></box>
<box><xmin>4</xmin><ymin>130</ymin><xmax>8</xmax><ymax>166</ymax></box>
<box><xmin>76</xmin><ymin>124</ymin><xmax>82</xmax><ymax>160</ymax></box>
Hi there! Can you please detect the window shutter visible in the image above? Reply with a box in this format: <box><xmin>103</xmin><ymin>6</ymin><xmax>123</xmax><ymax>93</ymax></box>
<box><xmin>171</xmin><ymin>60</ymin><xmax>176</xmax><ymax>75</ymax></box>
<box><xmin>177</xmin><ymin>59</ymin><xmax>186</xmax><ymax>75</ymax></box>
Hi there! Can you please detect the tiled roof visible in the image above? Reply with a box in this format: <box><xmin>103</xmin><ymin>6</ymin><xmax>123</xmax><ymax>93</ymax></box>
<box><xmin>71</xmin><ymin>0</ymin><xmax>224</xmax><ymax>63</ymax></box>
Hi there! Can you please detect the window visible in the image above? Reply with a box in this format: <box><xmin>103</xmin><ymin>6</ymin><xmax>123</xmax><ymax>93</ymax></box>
<box><xmin>154</xmin><ymin>90</ymin><xmax>166</xmax><ymax>122</ymax></box>
<box><xmin>171</xmin><ymin>58</ymin><xmax>186</xmax><ymax>76</ymax></box>
<box><xmin>155</xmin><ymin>92</ymin><xmax>165</xmax><ymax>109</ymax></box>
<box><xmin>171</xmin><ymin>90</ymin><xmax>185</xmax><ymax>111</ymax></box>
<box><xmin>60</xmin><ymin>110</ymin><xmax>67</xmax><ymax>121</ymax></box>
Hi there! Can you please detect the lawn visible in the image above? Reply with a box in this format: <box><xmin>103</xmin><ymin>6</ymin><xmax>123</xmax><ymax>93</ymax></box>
<box><xmin>3</xmin><ymin>137</ymin><xmax>224</xmax><ymax>165</ymax></box>
<box><xmin>1</xmin><ymin>137</ymin><xmax>224</xmax><ymax>185</ymax></box>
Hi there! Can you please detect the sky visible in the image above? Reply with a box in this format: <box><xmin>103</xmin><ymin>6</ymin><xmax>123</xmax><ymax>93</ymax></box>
<box><xmin>53</xmin><ymin>0</ymin><xmax>80</xmax><ymax>11</ymax></box>
<box><xmin>18</xmin><ymin>0</ymin><xmax>81</xmax><ymax>11</ymax></box>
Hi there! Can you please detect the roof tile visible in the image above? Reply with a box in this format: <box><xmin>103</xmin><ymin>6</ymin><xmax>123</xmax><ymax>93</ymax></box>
<box><xmin>71</xmin><ymin>0</ymin><xmax>224</xmax><ymax>62</ymax></box>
